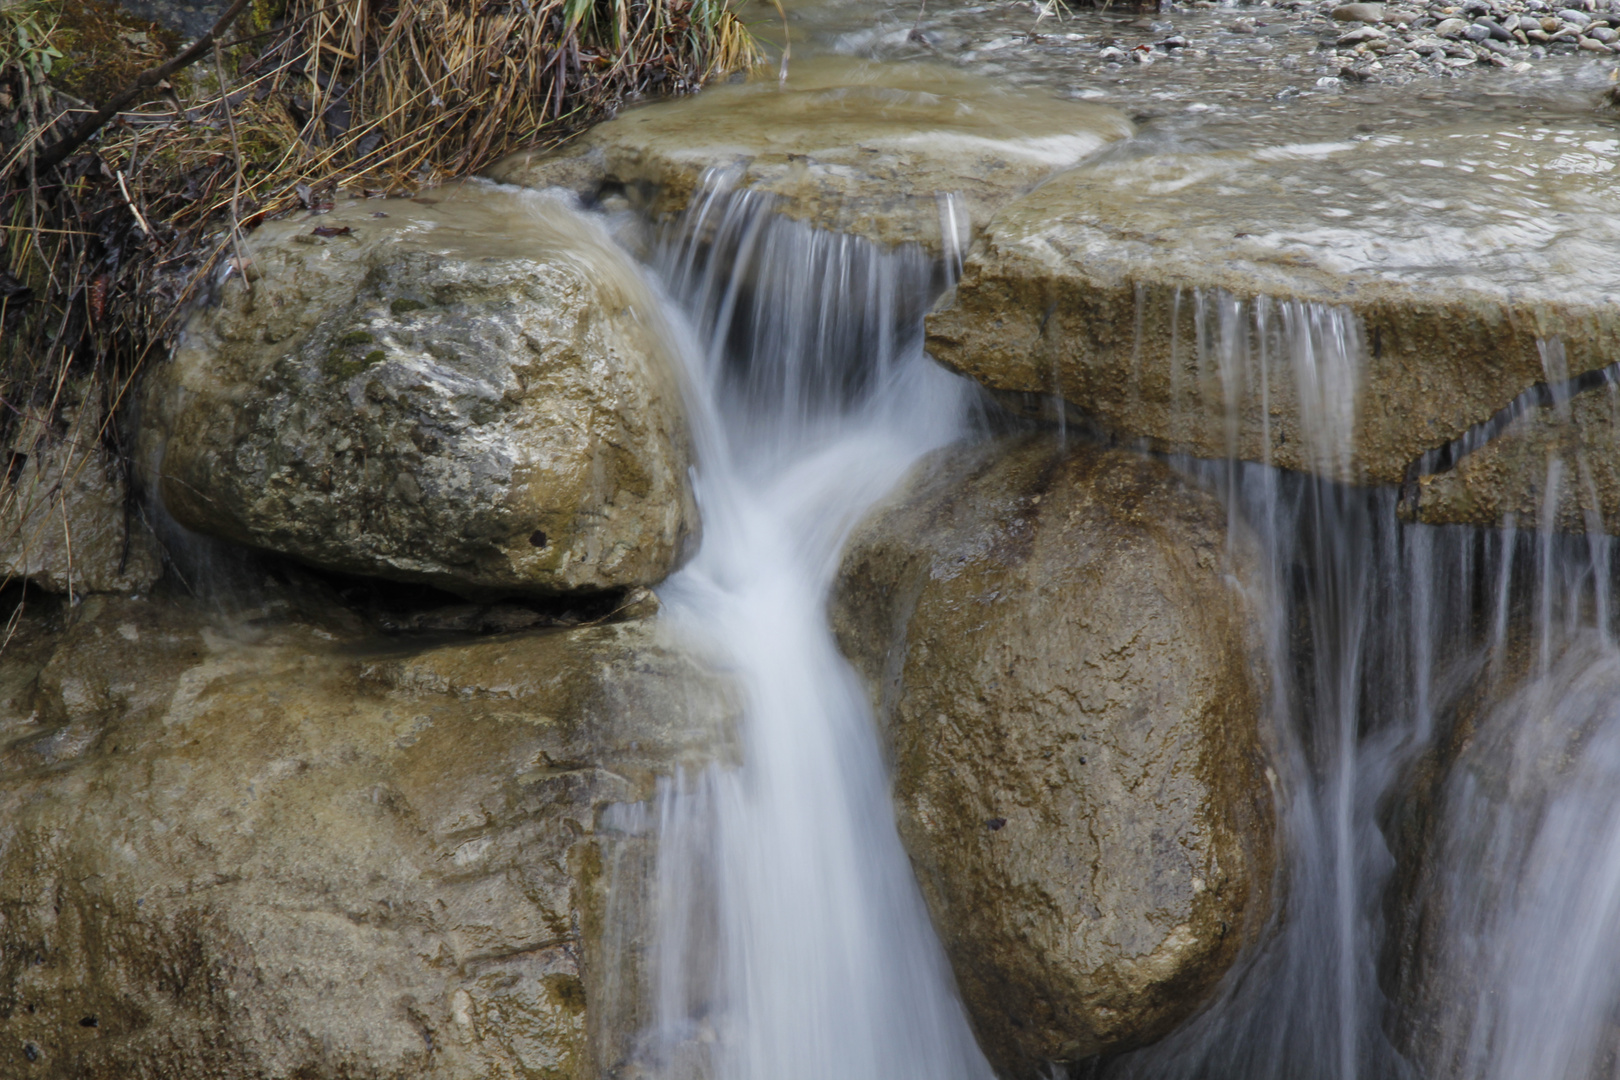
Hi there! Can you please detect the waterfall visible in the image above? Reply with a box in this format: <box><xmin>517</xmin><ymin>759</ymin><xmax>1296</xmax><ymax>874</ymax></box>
<box><xmin>625</xmin><ymin>182</ymin><xmax>995</xmax><ymax>1080</ymax></box>
<box><xmin>585</xmin><ymin>175</ymin><xmax>1620</xmax><ymax>1080</ymax></box>
<box><xmin>1098</xmin><ymin>297</ymin><xmax>1620</xmax><ymax>1080</ymax></box>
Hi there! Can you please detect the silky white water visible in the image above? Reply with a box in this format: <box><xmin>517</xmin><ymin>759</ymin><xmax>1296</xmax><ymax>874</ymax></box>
<box><xmin>627</xmin><ymin>185</ymin><xmax>996</xmax><ymax>1080</ymax></box>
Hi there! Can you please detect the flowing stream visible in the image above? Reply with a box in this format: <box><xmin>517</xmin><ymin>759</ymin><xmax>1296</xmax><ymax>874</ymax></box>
<box><xmin>634</xmin><ymin>187</ymin><xmax>995</xmax><ymax>1080</ymax></box>
<box><xmin>565</xmin><ymin>18</ymin><xmax>1620</xmax><ymax>1079</ymax></box>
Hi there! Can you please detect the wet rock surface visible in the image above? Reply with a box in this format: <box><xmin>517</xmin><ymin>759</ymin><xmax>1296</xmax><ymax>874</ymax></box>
<box><xmin>830</xmin><ymin>435</ymin><xmax>1276</xmax><ymax>1074</ymax></box>
<box><xmin>488</xmin><ymin>56</ymin><xmax>1131</xmax><ymax>254</ymax></box>
<box><xmin>113</xmin><ymin>0</ymin><xmax>231</xmax><ymax>40</ymax></box>
<box><xmin>0</xmin><ymin>395</ymin><xmax>161</xmax><ymax>596</ymax></box>
<box><xmin>145</xmin><ymin>185</ymin><xmax>698</xmax><ymax>600</ymax></box>
<box><xmin>927</xmin><ymin>114</ymin><xmax>1620</xmax><ymax>485</ymax></box>
<box><xmin>0</xmin><ymin>589</ymin><xmax>736</xmax><ymax>1080</ymax></box>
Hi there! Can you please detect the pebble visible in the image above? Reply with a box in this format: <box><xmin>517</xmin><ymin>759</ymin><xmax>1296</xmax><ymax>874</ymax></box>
<box><xmin>1332</xmin><ymin>2</ymin><xmax>1389</xmax><ymax>21</ymax></box>
<box><xmin>1339</xmin><ymin>24</ymin><xmax>1391</xmax><ymax>42</ymax></box>
<box><xmin>1435</xmin><ymin>16</ymin><xmax>1470</xmax><ymax>34</ymax></box>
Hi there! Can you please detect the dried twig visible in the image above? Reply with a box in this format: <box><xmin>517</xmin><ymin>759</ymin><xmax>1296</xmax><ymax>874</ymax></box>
<box><xmin>212</xmin><ymin>41</ymin><xmax>253</xmax><ymax>300</ymax></box>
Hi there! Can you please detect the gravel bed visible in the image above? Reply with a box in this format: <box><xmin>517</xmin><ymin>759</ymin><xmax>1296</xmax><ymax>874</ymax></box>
<box><xmin>1068</xmin><ymin>0</ymin><xmax>1620</xmax><ymax>84</ymax></box>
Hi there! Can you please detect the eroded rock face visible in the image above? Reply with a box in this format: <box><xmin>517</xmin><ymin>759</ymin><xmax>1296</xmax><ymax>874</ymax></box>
<box><xmin>487</xmin><ymin>57</ymin><xmax>1132</xmax><ymax>254</ymax></box>
<box><xmin>0</xmin><ymin>592</ymin><xmax>736</xmax><ymax>1079</ymax></box>
<box><xmin>830</xmin><ymin>435</ymin><xmax>1276</xmax><ymax>1075</ymax></box>
<box><xmin>144</xmin><ymin>185</ymin><xmax>698</xmax><ymax>599</ymax></box>
<box><xmin>1406</xmin><ymin>379</ymin><xmax>1620</xmax><ymax>533</ymax></box>
<box><xmin>0</xmin><ymin>397</ymin><xmax>161</xmax><ymax>595</ymax></box>
<box><xmin>927</xmin><ymin>120</ymin><xmax>1620</xmax><ymax>486</ymax></box>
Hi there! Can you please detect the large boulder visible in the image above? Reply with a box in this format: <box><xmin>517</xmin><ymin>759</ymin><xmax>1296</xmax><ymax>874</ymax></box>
<box><xmin>0</xmin><ymin>591</ymin><xmax>736</xmax><ymax>1079</ymax></box>
<box><xmin>926</xmin><ymin>118</ymin><xmax>1620</xmax><ymax>487</ymax></box>
<box><xmin>830</xmin><ymin>435</ymin><xmax>1276</xmax><ymax>1075</ymax></box>
<box><xmin>1</xmin><ymin>390</ymin><xmax>161</xmax><ymax>595</ymax></box>
<box><xmin>143</xmin><ymin>184</ymin><xmax>698</xmax><ymax>598</ymax></box>
<box><xmin>488</xmin><ymin>56</ymin><xmax>1132</xmax><ymax>255</ymax></box>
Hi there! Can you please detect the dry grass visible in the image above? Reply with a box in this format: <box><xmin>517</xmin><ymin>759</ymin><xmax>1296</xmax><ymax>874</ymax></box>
<box><xmin>0</xmin><ymin>0</ymin><xmax>761</xmax><ymax>602</ymax></box>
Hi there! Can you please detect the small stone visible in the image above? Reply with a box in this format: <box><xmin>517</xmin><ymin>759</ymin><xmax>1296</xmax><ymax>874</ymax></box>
<box><xmin>1339</xmin><ymin>23</ymin><xmax>1391</xmax><ymax>42</ymax></box>
<box><xmin>1559</xmin><ymin>7</ymin><xmax>1593</xmax><ymax>25</ymax></box>
<box><xmin>1098</xmin><ymin>44</ymin><xmax>1126</xmax><ymax>59</ymax></box>
<box><xmin>1579</xmin><ymin>32</ymin><xmax>1615</xmax><ymax>46</ymax></box>
<box><xmin>1473</xmin><ymin>16</ymin><xmax>1514</xmax><ymax>37</ymax></box>
<box><xmin>1227</xmin><ymin>18</ymin><xmax>1256</xmax><ymax>32</ymax></box>
<box><xmin>1589</xmin><ymin>23</ymin><xmax>1619</xmax><ymax>39</ymax></box>
<box><xmin>1435</xmin><ymin>16</ymin><xmax>1469</xmax><ymax>33</ymax></box>
<box><xmin>1463</xmin><ymin>21</ymin><xmax>1492</xmax><ymax>37</ymax></box>
<box><xmin>1332</xmin><ymin>2</ymin><xmax>1388</xmax><ymax>21</ymax></box>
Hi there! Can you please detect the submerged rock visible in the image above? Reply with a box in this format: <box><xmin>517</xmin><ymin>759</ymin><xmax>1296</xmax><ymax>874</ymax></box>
<box><xmin>927</xmin><ymin>119</ymin><xmax>1620</xmax><ymax>486</ymax></box>
<box><xmin>1389</xmin><ymin>632</ymin><xmax>1620</xmax><ymax>1080</ymax></box>
<box><xmin>488</xmin><ymin>56</ymin><xmax>1132</xmax><ymax>254</ymax></box>
<box><xmin>831</xmin><ymin>435</ymin><xmax>1276</xmax><ymax>1074</ymax></box>
<box><xmin>0</xmin><ymin>396</ymin><xmax>161</xmax><ymax>596</ymax></box>
<box><xmin>144</xmin><ymin>185</ymin><xmax>698</xmax><ymax>599</ymax></box>
<box><xmin>0</xmin><ymin>592</ymin><xmax>736</xmax><ymax>1079</ymax></box>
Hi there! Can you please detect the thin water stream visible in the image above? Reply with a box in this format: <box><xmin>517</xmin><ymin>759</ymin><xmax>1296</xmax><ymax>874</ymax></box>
<box><xmin>560</xmin><ymin>8</ymin><xmax>1620</xmax><ymax>1078</ymax></box>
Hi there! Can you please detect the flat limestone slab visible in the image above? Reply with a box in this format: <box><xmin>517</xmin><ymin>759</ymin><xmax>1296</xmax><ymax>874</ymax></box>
<box><xmin>928</xmin><ymin>119</ymin><xmax>1620</xmax><ymax>485</ymax></box>
<box><xmin>488</xmin><ymin>56</ymin><xmax>1132</xmax><ymax>253</ymax></box>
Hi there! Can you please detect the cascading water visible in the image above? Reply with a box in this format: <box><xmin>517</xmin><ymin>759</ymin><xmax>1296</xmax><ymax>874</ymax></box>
<box><xmin>623</xmin><ymin>182</ymin><xmax>996</xmax><ymax>1080</ymax></box>
<box><xmin>580</xmin><ymin>88</ymin><xmax>1620</xmax><ymax>1080</ymax></box>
